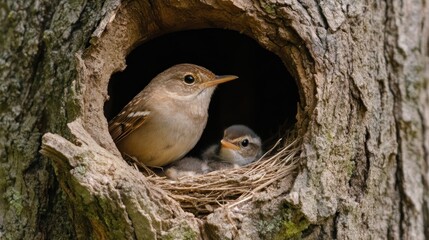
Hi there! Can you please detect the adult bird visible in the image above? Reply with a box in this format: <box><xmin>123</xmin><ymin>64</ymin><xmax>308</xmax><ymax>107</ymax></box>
<box><xmin>108</xmin><ymin>64</ymin><xmax>238</xmax><ymax>167</ymax></box>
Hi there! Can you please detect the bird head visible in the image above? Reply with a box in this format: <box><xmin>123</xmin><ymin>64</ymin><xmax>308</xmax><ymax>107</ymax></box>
<box><xmin>147</xmin><ymin>64</ymin><xmax>238</xmax><ymax>102</ymax></box>
<box><xmin>218</xmin><ymin>125</ymin><xmax>262</xmax><ymax>165</ymax></box>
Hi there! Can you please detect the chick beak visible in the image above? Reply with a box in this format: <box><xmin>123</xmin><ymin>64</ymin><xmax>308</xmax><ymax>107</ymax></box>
<box><xmin>202</xmin><ymin>75</ymin><xmax>238</xmax><ymax>88</ymax></box>
<box><xmin>220</xmin><ymin>139</ymin><xmax>240</xmax><ymax>150</ymax></box>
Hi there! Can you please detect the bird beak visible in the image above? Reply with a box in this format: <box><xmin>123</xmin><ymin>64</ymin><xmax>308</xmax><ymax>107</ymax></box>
<box><xmin>202</xmin><ymin>75</ymin><xmax>238</xmax><ymax>88</ymax></box>
<box><xmin>220</xmin><ymin>139</ymin><xmax>240</xmax><ymax>150</ymax></box>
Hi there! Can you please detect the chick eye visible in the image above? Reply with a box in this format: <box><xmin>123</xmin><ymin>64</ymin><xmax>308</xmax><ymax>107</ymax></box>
<box><xmin>184</xmin><ymin>74</ymin><xmax>195</xmax><ymax>85</ymax></box>
<box><xmin>241</xmin><ymin>139</ymin><xmax>249</xmax><ymax>147</ymax></box>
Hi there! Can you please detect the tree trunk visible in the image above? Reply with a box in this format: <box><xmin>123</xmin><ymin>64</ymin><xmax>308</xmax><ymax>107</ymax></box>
<box><xmin>1</xmin><ymin>0</ymin><xmax>428</xmax><ymax>239</ymax></box>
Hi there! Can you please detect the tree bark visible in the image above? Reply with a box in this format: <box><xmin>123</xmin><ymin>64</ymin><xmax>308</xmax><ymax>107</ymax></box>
<box><xmin>1</xmin><ymin>0</ymin><xmax>428</xmax><ymax>239</ymax></box>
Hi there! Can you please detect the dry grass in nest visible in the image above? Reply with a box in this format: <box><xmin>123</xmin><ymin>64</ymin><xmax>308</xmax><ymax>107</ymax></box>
<box><xmin>143</xmin><ymin>136</ymin><xmax>301</xmax><ymax>216</ymax></box>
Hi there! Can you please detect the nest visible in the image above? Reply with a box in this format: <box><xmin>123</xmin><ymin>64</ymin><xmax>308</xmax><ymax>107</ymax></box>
<box><xmin>143</xmin><ymin>136</ymin><xmax>301</xmax><ymax>216</ymax></box>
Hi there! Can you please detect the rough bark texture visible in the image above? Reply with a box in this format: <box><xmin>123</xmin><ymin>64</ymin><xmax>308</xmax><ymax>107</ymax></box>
<box><xmin>1</xmin><ymin>0</ymin><xmax>428</xmax><ymax>239</ymax></box>
<box><xmin>0</xmin><ymin>0</ymin><xmax>120</xmax><ymax>238</ymax></box>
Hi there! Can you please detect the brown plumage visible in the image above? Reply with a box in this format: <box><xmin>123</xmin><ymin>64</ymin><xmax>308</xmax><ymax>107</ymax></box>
<box><xmin>108</xmin><ymin>64</ymin><xmax>238</xmax><ymax>167</ymax></box>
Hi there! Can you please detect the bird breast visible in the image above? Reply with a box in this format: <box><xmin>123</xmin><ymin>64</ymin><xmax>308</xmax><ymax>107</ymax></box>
<box><xmin>116</xmin><ymin>91</ymin><xmax>210</xmax><ymax>167</ymax></box>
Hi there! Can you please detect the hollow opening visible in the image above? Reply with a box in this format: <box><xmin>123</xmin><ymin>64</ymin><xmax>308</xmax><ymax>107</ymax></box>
<box><xmin>104</xmin><ymin>28</ymin><xmax>299</xmax><ymax>157</ymax></box>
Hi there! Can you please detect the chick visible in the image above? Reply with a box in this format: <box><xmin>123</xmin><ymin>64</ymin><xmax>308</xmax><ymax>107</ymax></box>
<box><xmin>202</xmin><ymin>124</ymin><xmax>262</xmax><ymax>168</ymax></box>
<box><xmin>164</xmin><ymin>125</ymin><xmax>262</xmax><ymax>180</ymax></box>
<box><xmin>164</xmin><ymin>157</ymin><xmax>209</xmax><ymax>180</ymax></box>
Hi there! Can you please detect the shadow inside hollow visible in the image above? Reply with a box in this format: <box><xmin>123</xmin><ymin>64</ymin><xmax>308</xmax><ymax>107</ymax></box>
<box><xmin>105</xmin><ymin>29</ymin><xmax>299</xmax><ymax>156</ymax></box>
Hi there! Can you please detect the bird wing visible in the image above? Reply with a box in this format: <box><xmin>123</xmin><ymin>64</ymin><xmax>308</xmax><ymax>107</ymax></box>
<box><xmin>108</xmin><ymin>103</ymin><xmax>151</xmax><ymax>144</ymax></box>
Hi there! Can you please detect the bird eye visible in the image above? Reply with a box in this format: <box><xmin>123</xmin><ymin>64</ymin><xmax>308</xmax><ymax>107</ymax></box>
<box><xmin>241</xmin><ymin>139</ymin><xmax>249</xmax><ymax>147</ymax></box>
<box><xmin>184</xmin><ymin>74</ymin><xmax>195</xmax><ymax>85</ymax></box>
